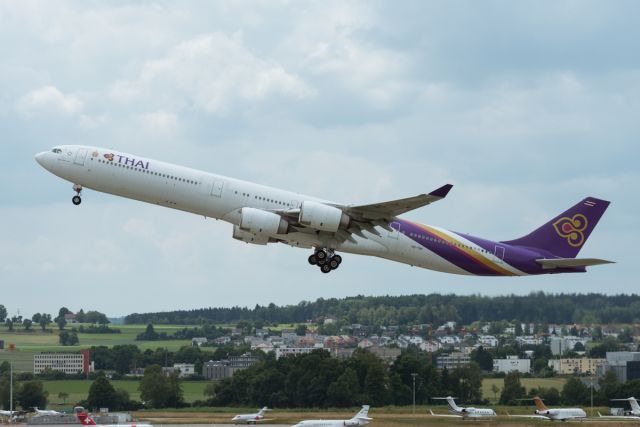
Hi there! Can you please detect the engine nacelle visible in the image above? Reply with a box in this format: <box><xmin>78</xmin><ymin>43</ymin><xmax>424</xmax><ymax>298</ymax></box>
<box><xmin>299</xmin><ymin>201</ymin><xmax>349</xmax><ymax>232</ymax></box>
<box><xmin>239</xmin><ymin>207</ymin><xmax>288</xmax><ymax>235</ymax></box>
<box><xmin>232</xmin><ymin>225</ymin><xmax>270</xmax><ymax>245</ymax></box>
<box><xmin>343</xmin><ymin>421</ymin><xmax>359</xmax><ymax>427</ymax></box>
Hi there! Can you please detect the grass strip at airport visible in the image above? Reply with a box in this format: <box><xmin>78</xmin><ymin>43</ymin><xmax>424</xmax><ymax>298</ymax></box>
<box><xmin>129</xmin><ymin>407</ymin><xmax>617</xmax><ymax>426</ymax></box>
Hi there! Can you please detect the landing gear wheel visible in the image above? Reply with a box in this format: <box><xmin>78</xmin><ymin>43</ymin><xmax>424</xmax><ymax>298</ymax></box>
<box><xmin>321</xmin><ymin>264</ymin><xmax>332</xmax><ymax>273</ymax></box>
<box><xmin>308</xmin><ymin>254</ymin><xmax>318</xmax><ymax>265</ymax></box>
<box><xmin>329</xmin><ymin>258</ymin><xmax>340</xmax><ymax>269</ymax></box>
<box><xmin>317</xmin><ymin>259</ymin><xmax>327</xmax><ymax>266</ymax></box>
<box><xmin>332</xmin><ymin>255</ymin><xmax>342</xmax><ymax>265</ymax></box>
<box><xmin>316</xmin><ymin>250</ymin><xmax>327</xmax><ymax>260</ymax></box>
<box><xmin>72</xmin><ymin>183</ymin><xmax>83</xmax><ymax>206</ymax></box>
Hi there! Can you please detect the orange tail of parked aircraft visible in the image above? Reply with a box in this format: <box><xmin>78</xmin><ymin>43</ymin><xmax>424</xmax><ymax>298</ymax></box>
<box><xmin>533</xmin><ymin>397</ymin><xmax>549</xmax><ymax>412</ymax></box>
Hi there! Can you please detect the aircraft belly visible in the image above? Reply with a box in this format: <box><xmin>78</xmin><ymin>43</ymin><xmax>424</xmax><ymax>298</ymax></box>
<box><xmin>392</xmin><ymin>233</ymin><xmax>472</xmax><ymax>274</ymax></box>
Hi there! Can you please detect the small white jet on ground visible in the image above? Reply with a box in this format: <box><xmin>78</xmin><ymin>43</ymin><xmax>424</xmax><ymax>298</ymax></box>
<box><xmin>0</xmin><ymin>410</ymin><xmax>18</xmax><ymax>418</ymax></box>
<box><xmin>292</xmin><ymin>406</ymin><xmax>372</xmax><ymax>427</ymax></box>
<box><xmin>34</xmin><ymin>407</ymin><xmax>63</xmax><ymax>416</ymax></box>
<box><xmin>430</xmin><ymin>396</ymin><xmax>496</xmax><ymax>418</ymax></box>
<box><xmin>232</xmin><ymin>407</ymin><xmax>269</xmax><ymax>424</ymax></box>
<box><xmin>597</xmin><ymin>397</ymin><xmax>640</xmax><ymax>420</ymax></box>
<box><xmin>507</xmin><ymin>396</ymin><xmax>586</xmax><ymax>421</ymax></box>
<box><xmin>75</xmin><ymin>407</ymin><xmax>153</xmax><ymax>427</ymax></box>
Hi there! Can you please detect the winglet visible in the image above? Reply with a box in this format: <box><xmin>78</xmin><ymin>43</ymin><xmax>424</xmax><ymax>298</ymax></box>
<box><xmin>428</xmin><ymin>184</ymin><xmax>453</xmax><ymax>199</ymax></box>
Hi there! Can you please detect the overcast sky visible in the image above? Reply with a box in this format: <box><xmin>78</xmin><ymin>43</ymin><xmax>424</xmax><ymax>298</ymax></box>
<box><xmin>1</xmin><ymin>1</ymin><xmax>638</xmax><ymax>319</ymax></box>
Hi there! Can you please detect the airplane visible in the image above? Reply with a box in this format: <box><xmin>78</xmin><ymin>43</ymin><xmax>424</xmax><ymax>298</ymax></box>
<box><xmin>597</xmin><ymin>397</ymin><xmax>640</xmax><ymax>420</ymax></box>
<box><xmin>429</xmin><ymin>396</ymin><xmax>496</xmax><ymax>418</ymax></box>
<box><xmin>292</xmin><ymin>405</ymin><xmax>372</xmax><ymax>427</ymax></box>
<box><xmin>232</xmin><ymin>407</ymin><xmax>269</xmax><ymax>424</ymax></box>
<box><xmin>0</xmin><ymin>410</ymin><xmax>18</xmax><ymax>418</ymax></box>
<box><xmin>507</xmin><ymin>396</ymin><xmax>586</xmax><ymax>421</ymax></box>
<box><xmin>75</xmin><ymin>407</ymin><xmax>153</xmax><ymax>427</ymax></box>
<box><xmin>35</xmin><ymin>145</ymin><xmax>614</xmax><ymax>275</ymax></box>
<box><xmin>33</xmin><ymin>407</ymin><xmax>63</xmax><ymax>416</ymax></box>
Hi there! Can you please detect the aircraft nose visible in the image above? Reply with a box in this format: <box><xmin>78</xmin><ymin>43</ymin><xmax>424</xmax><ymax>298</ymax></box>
<box><xmin>35</xmin><ymin>151</ymin><xmax>47</xmax><ymax>166</ymax></box>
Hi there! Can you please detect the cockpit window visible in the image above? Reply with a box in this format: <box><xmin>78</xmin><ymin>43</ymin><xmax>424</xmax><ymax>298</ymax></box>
<box><xmin>52</xmin><ymin>148</ymin><xmax>62</xmax><ymax>154</ymax></box>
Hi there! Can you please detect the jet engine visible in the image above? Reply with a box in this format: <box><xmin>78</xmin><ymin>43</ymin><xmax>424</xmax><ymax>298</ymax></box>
<box><xmin>232</xmin><ymin>226</ymin><xmax>270</xmax><ymax>245</ymax></box>
<box><xmin>342</xmin><ymin>421</ymin><xmax>359</xmax><ymax>427</ymax></box>
<box><xmin>299</xmin><ymin>201</ymin><xmax>349</xmax><ymax>232</ymax></box>
<box><xmin>240</xmin><ymin>207</ymin><xmax>288</xmax><ymax>235</ymax></box>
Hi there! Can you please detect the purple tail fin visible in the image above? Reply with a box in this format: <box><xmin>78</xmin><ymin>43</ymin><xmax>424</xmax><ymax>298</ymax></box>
<box><xmin>502</xmin><ymin>197</ymin><xmax>610</xmax><ymax>258</ymax></box>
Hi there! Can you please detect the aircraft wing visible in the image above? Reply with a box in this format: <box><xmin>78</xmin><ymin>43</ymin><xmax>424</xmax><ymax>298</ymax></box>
<box><xmin>536</xmin><ymin>258</ymin><xmax>615</xmax><ymax>269</ymax></box>
<box><xmin>428</xmin><ymin>410</ymin><xmax>461</xmax><ymax>418</ymax></box>
<box><xmin>273</xmin><ymin>184</ymin><xmax>453</xmax><ymax>246</ymax></box>
<box><xmin>506</xmin><ymin>412</ymin><xmax>550</xmax><ymax>420</ymax></box>
<box><xmin>597</xmin><ymin>412</ymin><xmax>640</xmax><ymax>420</ymax></box>
<box><xmin>343</xmin><ymin>184</ymin><xmax>453</xmax><ymax>221</ymax></box>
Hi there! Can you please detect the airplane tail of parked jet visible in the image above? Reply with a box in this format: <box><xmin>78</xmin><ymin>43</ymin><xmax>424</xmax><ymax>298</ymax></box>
<box><xmin>76</xmin><ymin>411</ymin><xmax>96</xmax><ymax>425</ymax></box>
<box><xmin>257</xmin><ymin>407</ymin><xmax>268</xmax><ymax>417</ymax></box>
<box><xmin>532</xmin><ymin>396</ymin><xmax>549</xmax><ymax>412</ymax></box>
<box><xmin>352</xmin><ymin>405</ymin><xmax>372</xmax><ymax>422</ymax></box>
<box><xmin>503</xmin><ymin>197</ymin><xmax>610</xmax><ymax>258</ymax></box>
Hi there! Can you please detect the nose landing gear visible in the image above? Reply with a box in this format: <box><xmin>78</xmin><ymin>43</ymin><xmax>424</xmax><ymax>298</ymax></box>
<box><xmin>308</xmin><ymin>248</ymin><xmax>342</xmax><ymax>273</ymax></box>
<box><xmin>72</xmin><ymin>184</ymin><xmax>82</xmax><ymax>205</ymax></box>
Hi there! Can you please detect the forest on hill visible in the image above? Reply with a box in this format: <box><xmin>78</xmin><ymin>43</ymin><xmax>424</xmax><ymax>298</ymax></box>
<box><xmin>125</xmin><ymin>292</ymin><xmax>640</xmax><ymax>326</ymax></box>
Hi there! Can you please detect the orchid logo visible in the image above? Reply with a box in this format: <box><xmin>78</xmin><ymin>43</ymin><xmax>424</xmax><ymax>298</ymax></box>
<box><xmin>553</xmin><ymin>214</ymin><xmax>588</xmax><ymax>247</ymax></box>
<box><xmin>103</xmin><ymin>153</ymin><xmax>114</xmax><ymax>161</ymax></box>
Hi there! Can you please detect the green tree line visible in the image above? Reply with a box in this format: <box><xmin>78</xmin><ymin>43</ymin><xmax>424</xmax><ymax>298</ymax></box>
<box><xmin>124</xmin><ymin>293</ymin><xmax>640</xmax><ymax>326</ymax></box>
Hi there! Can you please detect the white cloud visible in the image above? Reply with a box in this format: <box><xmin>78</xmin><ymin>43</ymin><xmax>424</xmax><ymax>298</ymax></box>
<box><xmin>110</xmin><ymin>33</ymin><xmax>314</xmax><ymax>115</ymax></box>
<box><xmin>16</xmin><ymin>85</ymin><xmax>83</xmax><ymax>116</ymax></box>
<box><xmin>138</xmin><ymin>111</ymin><xmax>179</xmax><ymax>133</ymax></box>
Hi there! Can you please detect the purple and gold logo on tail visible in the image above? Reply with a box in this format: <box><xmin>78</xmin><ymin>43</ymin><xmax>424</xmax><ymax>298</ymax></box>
<box><xmin>553</xmin><ymin>214</ymin><xmax>588</xmax><ymax>247</ymax></box>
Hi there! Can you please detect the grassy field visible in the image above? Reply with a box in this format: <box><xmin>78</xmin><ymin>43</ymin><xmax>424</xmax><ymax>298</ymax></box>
<box><xmin>482</xmin><ymin>377</ymin><xmax>567</xmax><ymax>402</ymax></box>
<box><xmin>41</xmin><ymin>380</ymin><xmax>208</xmax><ymax>406</ymax></box>
<box><xmin>0</xmin><ymin>324</ymin><xmax>192</xmax><ymax>372</ymax></box>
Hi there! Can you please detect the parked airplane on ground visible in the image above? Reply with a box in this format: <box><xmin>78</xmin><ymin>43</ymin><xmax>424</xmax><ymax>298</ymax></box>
<box><xmin>508</xmin><ymin>397</ymin><xmax>586</xmax><ymax>421</ymax></box>
<box><xmin>35</xmin><ymin>145</ymin><xmax>613</xmax><ymax>275</ymax></box>
<box><xmin>0</xmin><ymin>410</ymin><xmax>18</xmax><ymax>418</ymax></box>
<box><xmin>33</xmin><ymin>407</ymin><xmax>63</xmax><ymax>416</ymax></box>
<box><xmin>430</xmin><ymin>396</ymin><xmax>496</xmax><ymax>418</ymax></box>
<box><xmin>75</xmin><ymin>407</ymin><xmax>153</xmax><ymax>427</ymax></box>
<box><xmin>597</xmin><ymin>397</ymin><xmax>640</xmax><ymax>420</ymax></box>
<box><xmin>292</xmin><ymin>406</ymin><xmax>371</xmax><ymax>427</ymax></box>
<box><xmin>232</xmin><ymin>407</ymin><xmax>269</xmax><ymax>424</ymax></box>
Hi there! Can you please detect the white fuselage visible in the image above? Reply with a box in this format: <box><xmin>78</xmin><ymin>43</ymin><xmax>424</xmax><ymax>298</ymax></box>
<box><xmin>34</xmin><ymin>145</ymin><xmax>522</xmax><ymax>275</ymax></box>
<box><xmin>456</xmin><ymin>408</ymin><xmax>496</xmax><ymax>418</ymax></box>
<box><xmin>537</xmin><ymin>408</ymin><xmax>587</xmax><ymax>421</ymax></box>
<box><xmin>293</xmin><ymin>420</ymin><xmax>367</xmax><ymax>427</ymax></box>
<box><xmin>232</xmin><ymin>414</ymin><xmax>264</xmax><ymax>424</ymax></box>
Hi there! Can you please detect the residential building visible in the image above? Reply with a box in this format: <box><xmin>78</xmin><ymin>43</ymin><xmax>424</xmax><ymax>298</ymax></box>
<box><xmin>478</xmin><ymin>335</ymin><xmax>498</xmax><ymax>347</ymax></box>
<box><xmin>437</xmin><ymin>352</ymin><xmax>470</xmax><ymax>370</ymax></box>
<box><xmin>366</xmin><ymin>346</ymin><xmax>401</xmax><ymax>364</ymax></box>
<box><xmin>548</xmin><ymin>358</ymin><xmax>605</xmax><ymax>375</ymax></box>
<box><xmin>493</xmin><ymin>356</ymin><xmax>531</xmax><ymax>374</ymax></box>
<box><xmin>191</xmin><ymin>337</ymin><xmax>208</xmax><ymax>347</ymax></box>
<box><xmin>163</xmin><ymin>363</ymin><xmax>195</xmax><ymax>378</ymax></box>
<box><xmin>34</xmin><ymin>350</ymin><xmax>92</xmax><ymax>375</ymax></box>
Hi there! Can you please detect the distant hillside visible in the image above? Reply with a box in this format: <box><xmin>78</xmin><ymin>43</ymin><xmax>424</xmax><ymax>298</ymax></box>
<box><xmin>125</xmin><ymin>292</ymin><xmax>640</xmax><ymax>326</ymax></box>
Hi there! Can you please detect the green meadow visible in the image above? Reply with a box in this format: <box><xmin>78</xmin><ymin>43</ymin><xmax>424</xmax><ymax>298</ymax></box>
<box><xmin>41</xmin><ymin>380</ymin><xmax>208</xmax><ymax>406</ymax></box>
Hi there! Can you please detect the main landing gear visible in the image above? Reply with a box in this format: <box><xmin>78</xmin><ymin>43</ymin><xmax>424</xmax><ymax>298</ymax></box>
<box><xmin>72</xmin><ymin>184</ymin><xmax>82</xmax><ymax>205</ymax></box>
<box><xmin>308</xmin><ymin>248</ymin><xmax>342</xmax><ymax>273</ymax></box>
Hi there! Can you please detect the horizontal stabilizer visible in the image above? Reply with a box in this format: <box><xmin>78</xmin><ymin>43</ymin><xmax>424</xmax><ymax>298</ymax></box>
<box><xmin>536</xmin><ymin>258</ymin><xmax>615</xmax><ymax>269</ymax></box>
